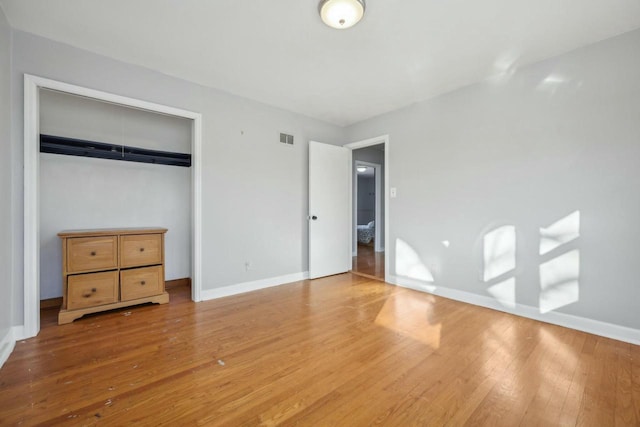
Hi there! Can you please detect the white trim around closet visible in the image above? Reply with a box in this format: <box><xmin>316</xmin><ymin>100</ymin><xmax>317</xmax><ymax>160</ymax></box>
<box><xmin>23</xmin><ymin>74</ymin><xmax>203</xmax><ymax>339</ymax></box>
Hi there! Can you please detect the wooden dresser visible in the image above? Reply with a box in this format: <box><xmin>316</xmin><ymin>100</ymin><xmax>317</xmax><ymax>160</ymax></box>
<box><xmin>57</xmin><ymin>228</ymin><xmax>169</xmax><ymax>324</ymax></box>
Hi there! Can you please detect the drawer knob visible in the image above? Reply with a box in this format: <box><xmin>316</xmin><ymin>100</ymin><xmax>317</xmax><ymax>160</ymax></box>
<box><xmin>92</xmin><ymin>288</ymin><xmax>97</xmax><ymax>292</ymax></box>
<box><xmin>90</xmin><ymin>251</ymin><xmax>96</xmax><ymax>256</ymax></box>
<box><xmin>141</xmin><ymin>281</ymin><xmax>146</xmax><ymax>285</ymax></box>
<box><xmin>139</xmin><ymin>247</ymin><xmax>145</xmax><ymax>252</ymax></box>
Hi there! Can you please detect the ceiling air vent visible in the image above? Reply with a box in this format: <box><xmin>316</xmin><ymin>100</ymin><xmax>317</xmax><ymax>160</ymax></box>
<box><xmin>280</xmin><ymin>133</ymin><xmax>294</xmax><ymax>145</ymax></box>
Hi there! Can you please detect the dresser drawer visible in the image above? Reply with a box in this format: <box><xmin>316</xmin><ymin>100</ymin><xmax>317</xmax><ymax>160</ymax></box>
<box><xmin>120</xmin><ymin>265</ymin><xmax>163</xmax><ymax>301</ymax></box>
<box><xmin>120</xmin><ymin>234</ymin><xmax>162</xmax><ymax>268</ymax></box>
<box><xmin>67</xmin><ymin>271</ymin><xmax>118</xmax><ymax>310</ymax></box>
<box><xmin>67</xmin><ymin>236</ymin><xmax>118</xmax><ymax>273</ymax></box>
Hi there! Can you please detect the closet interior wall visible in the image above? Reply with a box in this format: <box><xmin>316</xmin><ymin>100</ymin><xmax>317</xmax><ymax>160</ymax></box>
<box><xmin>39</xmin><ymin>89</ymin><xmax>192</xmax><ymax>300</ymax></box>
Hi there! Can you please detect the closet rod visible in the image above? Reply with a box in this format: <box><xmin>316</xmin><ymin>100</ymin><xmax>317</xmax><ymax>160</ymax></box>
<box><xmin>40</xmin><ymin>134</ymin><xmax>191</xmax><ymax>167</ymax></box>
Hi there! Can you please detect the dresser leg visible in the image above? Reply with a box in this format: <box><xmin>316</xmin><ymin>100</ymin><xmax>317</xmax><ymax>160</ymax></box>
<box><xmin>57</xmin><ymin>292</ymin><xmax>170</xmax><ymax>325</ymax></box>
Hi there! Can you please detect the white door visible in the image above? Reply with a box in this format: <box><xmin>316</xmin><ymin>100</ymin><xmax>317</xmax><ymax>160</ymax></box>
<box><xmin>309</xmin><ymin>141</ymin><xmax>351</xmax><ymax>279</ymax></box>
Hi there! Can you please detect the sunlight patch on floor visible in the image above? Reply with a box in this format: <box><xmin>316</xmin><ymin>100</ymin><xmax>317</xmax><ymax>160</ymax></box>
<box><xmin>375</xmin><ymin>291</ymin><xmax>441</xmax><ymax>349</ymax></box>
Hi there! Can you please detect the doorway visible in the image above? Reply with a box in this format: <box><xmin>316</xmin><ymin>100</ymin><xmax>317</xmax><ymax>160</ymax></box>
<box><xmin>344</xmin><ymin>136</ymin><xmax>389</xmax><ymax>282</ymax></box>
<box><xmin>354</xmin><ymin>160</ymin><xmax>382</xmax><ymax>253</ymax></box>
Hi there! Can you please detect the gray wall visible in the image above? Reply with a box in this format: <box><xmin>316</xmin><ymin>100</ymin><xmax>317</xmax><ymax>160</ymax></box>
<box><xmin>10</xmin><ymin>30</ymin><xmax>344</xmax><ymax>325</ymax></box>
<box><xmin>39</xmin><ymin>89</ymin><xmax>192</xmax><ymax>299</ymax></box>
<box><xmin>346</xmin><ymin>29</ymin><xmax>640</xmax><ymax>330</ymax></box>
<box><xmin>0</xmin><ymin>7</ymin><xmax>13</xmax><ymax>338</ymax></box>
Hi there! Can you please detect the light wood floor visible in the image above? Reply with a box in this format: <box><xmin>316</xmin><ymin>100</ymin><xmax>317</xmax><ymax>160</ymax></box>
<box><xmin>1</xmin><ymin>275</ymin><xmax>639</xmax><ymax>426</ymax></box>
<box><xmin>352</xmin><ymin>244</ymin><xmax>385</xmax><ymax>280</ymax></box>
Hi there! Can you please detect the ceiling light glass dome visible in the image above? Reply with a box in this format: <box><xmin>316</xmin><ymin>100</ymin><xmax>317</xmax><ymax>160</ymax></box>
<box><xmin>319</xmin><ymin>0</ymin><xmax>365</xmax><ymax>29</ymax></box>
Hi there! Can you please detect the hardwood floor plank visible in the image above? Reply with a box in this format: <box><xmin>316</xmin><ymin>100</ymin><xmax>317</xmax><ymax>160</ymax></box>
<box><xmin>631</xmin><ymin>347</ymin><xmax>640</xmax><ymax>424</ymax></box>
<box><xmin>576</xmin><ymin>338</ymin><xmax>619</xmax><ymax>426</ymax></box>
<box><xmin>614</xmin><ymin>342</ymin><xmax>637</xmax><ymax>426</ymax></box>
<box><xmin>429</xmin><ymin>318</ymin><xmax>548</xmax><ymax>426</ymax></box>
<box><xmin>556</xmin><ymin>334</ymin><xmax>598</xmax><ymax>425</ymax></box>
<box><xmin>282</xmin><ymin>293</ymin><xmax>472</xmax><ymax>425</ymax></box>
<box><xmin>352</xmin><ymin>244</ymin><xmax>384</xmax><ymax>280</ymax></box>
<box><xmin>1</xmin><ymin>273</ymin><xmax>638</xmax><ymax>426</ymax></box>
<box><xmin>346</xmin><ymin>306</ymin><xmax>516</xmax><ymax>426</ymax></box>
<box><xmin>519</xmin><ymin>328</ymin><xmax>587</xmax><ymax>426</ymax></box>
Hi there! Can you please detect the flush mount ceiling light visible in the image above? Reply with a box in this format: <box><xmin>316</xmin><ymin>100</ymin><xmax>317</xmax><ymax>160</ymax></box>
<box><xmin>319</xmin><ymin>0</ymin><xmax>366</xmax><ymax>30</ymax></box>
<box><xmin>357</xmin><ymin>166</ymin><xmax>368</xmax><ymax>172</ymax></box>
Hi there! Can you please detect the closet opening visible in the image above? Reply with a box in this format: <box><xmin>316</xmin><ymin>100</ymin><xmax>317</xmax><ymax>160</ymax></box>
<box><xmin>23</xmin><ymin>75</ymin><xmax>202</xmax><ymax>338</ymax></box>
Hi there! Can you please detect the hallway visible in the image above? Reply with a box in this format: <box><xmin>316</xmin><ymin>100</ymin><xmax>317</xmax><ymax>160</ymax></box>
<box><xmin>351</xmin><ymin>244</ymin><xmax>384</xmax><ymax>281</ymax></box>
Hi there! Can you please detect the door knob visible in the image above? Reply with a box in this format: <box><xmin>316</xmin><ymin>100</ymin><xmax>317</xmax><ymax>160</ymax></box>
<box><xmin>311</xmin><ymin>215</ymin><xmax>318</xmax><ymax>220</ymax></box>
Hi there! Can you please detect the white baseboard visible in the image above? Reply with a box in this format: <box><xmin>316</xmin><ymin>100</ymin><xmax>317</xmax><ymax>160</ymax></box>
<box><xmin>388</xmin><ymin>274</ymin><xmax>640</xmax><ymax>346</ymax></box>
<box><xmin>12</xmin><ymin>325</ymin><xmax>26</xmax><ymax>342</ymax></box>
<box><xmin>201</xmin><ymin>271</ymin><xmax>310</xmax><ymax>301</ymax></box>
<box><xmin>0</xmin><ymin>327</ymin><xmax>16</xmax><ymax>370</ymax></box>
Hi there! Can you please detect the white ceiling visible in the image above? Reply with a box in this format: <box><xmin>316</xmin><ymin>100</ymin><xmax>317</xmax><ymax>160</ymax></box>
<box><xmin>2</xmin><ymin>0</ymin><xmax>639</xmax><ymax>126</ymax></box>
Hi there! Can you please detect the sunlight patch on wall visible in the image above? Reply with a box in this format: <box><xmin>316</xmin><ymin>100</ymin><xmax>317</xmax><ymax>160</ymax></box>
<box><xmin>489</xmin><ymin>50</ymin><xmax>520</xmax><ymax>84</ymax></box>
<box><xmin>536</xmin><ymin>73</ymin><xmax>583</xmax><ymax>95</ymax></box>
<box><xmin>540</xmin><ymin>211</ymin><xmax>580</xmax><ymax>255</ymax></box>
<box><xmin>396</xmin><ymin>238</ymin><xmax>434</xmax><ymax>282</ymax></box>
<box><xmin>536</xmin><ymin>73</ymin><xmax>568</xmax><ymax>94</ymax></box>
<box><xmin>483</xmin><ymin>225</ymin><xmax>516</xmax><ymax>282</ymax></box>
<box><xmin>375</xmin><ymin>292</ymin><xmax>441</xmax><ymax>349</ymax></box>
<box><xmin>539</xmin><ymin>250</ymin><xmax>580</xmax><ymax>314</ymax></box>
<box><xmin>488</xmin><ymin>277</ymin><xmax>516</xmax><ymax>309</ymax></box>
